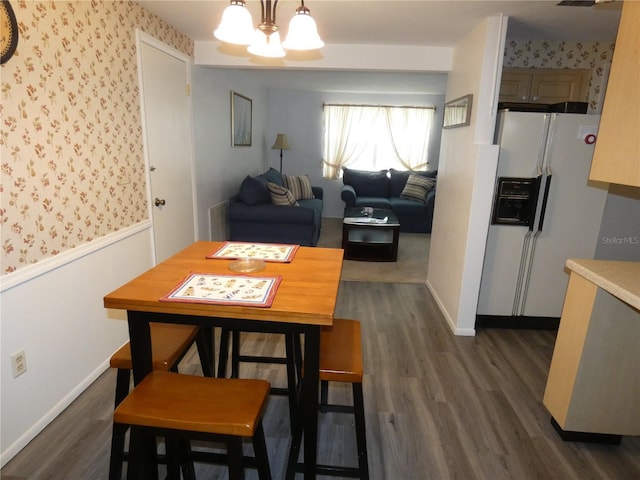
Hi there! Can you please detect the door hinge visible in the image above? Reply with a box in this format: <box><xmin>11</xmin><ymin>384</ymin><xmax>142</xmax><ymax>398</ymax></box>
<box><xmin>186</xmin><ymin>84</ymin><xmax>191</xmax><ymax>96</ymax></box>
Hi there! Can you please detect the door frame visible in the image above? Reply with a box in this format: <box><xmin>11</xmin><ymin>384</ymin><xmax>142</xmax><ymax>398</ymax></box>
<box><xmin>135</xmin><ymin>29</ymin><xmax>199</xmax><ymax>263</ymax></box>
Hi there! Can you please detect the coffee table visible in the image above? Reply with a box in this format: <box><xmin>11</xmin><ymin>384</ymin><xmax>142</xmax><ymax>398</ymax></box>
<box><xmin>342</xmin><ymin>207</ymin><xmax>400</xmax><ymax>261</ymax></box>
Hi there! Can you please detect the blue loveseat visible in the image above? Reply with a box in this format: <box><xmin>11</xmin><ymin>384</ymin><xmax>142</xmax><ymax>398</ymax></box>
<box><xmin>228</xmin><ymin>168</ymin><xmax>323</xmax><ymax>246</ymax></box>
<box><xmin>341</xmin><ymin>167</ymin><xmax>437</xmax><ymax>233</ymax></box>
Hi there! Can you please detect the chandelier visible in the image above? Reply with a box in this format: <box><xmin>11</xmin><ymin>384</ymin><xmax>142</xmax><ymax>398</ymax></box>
<box><xmin>214</xmin><ymin>0</ymin><xmax>324</xmax><ymax>58</ymax></box>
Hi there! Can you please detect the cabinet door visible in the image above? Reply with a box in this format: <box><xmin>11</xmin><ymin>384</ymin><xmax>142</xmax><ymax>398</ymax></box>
<box><xmin>530</xmin><ymin>70</ymin><xmax>590</xmax><ymax>104</ymax></box>
<box><xmin>589</xmin><ymin>0</ymin><xmax>640</xmax><ymax>187</ymax></box>
<box><xmin>499</xmin><ymin>70</ymin><xmax>533</xmax><ymax>102</ymax></box>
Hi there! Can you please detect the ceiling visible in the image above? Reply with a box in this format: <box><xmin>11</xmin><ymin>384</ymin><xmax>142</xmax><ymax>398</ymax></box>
<box><xmin>140</xmin><ymin>0</ymin><xmax>622</xmax><ymax>47</ymax></box>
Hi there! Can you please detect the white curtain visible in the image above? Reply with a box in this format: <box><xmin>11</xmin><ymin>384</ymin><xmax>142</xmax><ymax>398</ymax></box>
<box><xmin>322</xmin><ymin>104</ymin><xmax>434</xmax><ymax>179</ymax></box>
<box><xmin>383</xmin><ymin>106</ymin><xmax>432</xmax><ymax>171</ymax></box>
<box><xmin>322</xmin><ymin>105</ymin><xmax>378</xmax><ymax>179</ymax></box>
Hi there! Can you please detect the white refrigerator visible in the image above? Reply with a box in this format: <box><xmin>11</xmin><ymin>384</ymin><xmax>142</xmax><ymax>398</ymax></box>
<box><xmin>477</xmin><ymin>111</ymin><xmax>608</xmax><ymax>323</ymax></box>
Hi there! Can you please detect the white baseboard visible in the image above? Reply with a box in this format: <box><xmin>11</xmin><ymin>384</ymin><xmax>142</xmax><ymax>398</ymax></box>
<box><xmin>0</xmin><ymin>360</ymin><xmax>111</xmax><ymax>468</ymax></box>
<box><xmin>426</xmin><ymin>279</ymin><xmax>476</xmax><ymax>336</ymax></box>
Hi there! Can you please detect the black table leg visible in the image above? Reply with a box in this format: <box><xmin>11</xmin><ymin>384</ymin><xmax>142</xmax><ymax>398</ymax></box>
<box><xmin>285</xmin><ymin>326</ymin><xmax>321</xmax><ymax>479</ymax></box>
<box><xmin>126</xmin><ymin>311</ymin><xmax>158</xmax><ymax>480</ymax></box>
<box><xmin>302</xmin><ymin>326</ymin><xmax>320</xmax><ymax>480</ymax></box>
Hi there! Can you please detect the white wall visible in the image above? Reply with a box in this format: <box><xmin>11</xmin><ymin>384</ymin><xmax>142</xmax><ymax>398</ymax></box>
<box><xmin>426</xmin><ymin>15</ymin><xmax>508</xmax><ymax>336</ymax></box>
<box><xmin>0</xmin><ymin>226</ymin><xmax>154</xmax><ymax>465</ymax></box>
<box><xmin>191</xmin><ymin>68</ymin><xmax>270</xmax><ymax>239</ymax></box>
<box><xmin>195</xmin><ymin>42</ymin><xmax>453</xmax><ymax>73</ymax></box>
<box><xmin>594</xmin><ymin>184</ymin><xmax>640</xmax><ymax>261</ymax></box>
<box><xmin>265</xmin><ymin>88</ymin><xmax>446</xmax><ymax>218</ymax></box>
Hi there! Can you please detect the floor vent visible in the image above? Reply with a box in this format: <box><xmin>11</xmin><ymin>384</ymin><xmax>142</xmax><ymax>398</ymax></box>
<box><xmin>208</xmin><ymin>200</ymin><xmax>229</xmax><ymax>241</ymax></box>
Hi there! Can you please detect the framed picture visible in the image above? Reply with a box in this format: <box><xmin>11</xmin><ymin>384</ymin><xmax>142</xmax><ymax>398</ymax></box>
<box><xmin>231</xmin><ymin>91</ymin><xmax>252</xmax><ymax>146</ymax></box>
<box><xmin>443</xmin><ymin>94</ymin><xmax>473</xmax><ymax>129</ymax></box>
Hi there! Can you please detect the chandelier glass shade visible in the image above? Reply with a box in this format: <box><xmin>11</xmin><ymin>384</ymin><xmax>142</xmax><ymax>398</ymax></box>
<box><xmin>214</xmin><ymin>0</ymin><xmax>323</xmax><ymax>58</ymax></box>
<box><xmin>282</xmin><ymin>5</ymin><xmax>324</xmax><ymax>50</ymax></box>
<box><xmin>213</xmin><ymin>1</ymin><xmax>255</xmax><ymax>45</ymax></box>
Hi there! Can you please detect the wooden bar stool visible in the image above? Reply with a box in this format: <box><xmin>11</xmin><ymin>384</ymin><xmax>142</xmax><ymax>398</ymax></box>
<box><xmin>108</xmin><ymin>323</ymin><xmax>213</xmax><ymax>480</ymax></box>
<box><xmin>113</xmin><ymin>371</ymin><xmax>272</xmax><ymax>480</ymax></box>
<box><xmin>218</xmin><ymin>328</ymin><xmax>301</xmax><ymax>428</ymax></box>
<box><xmin>287</xmin><ymin>318</ymin><xmax>369</xmax><ymax>479</ymax></box>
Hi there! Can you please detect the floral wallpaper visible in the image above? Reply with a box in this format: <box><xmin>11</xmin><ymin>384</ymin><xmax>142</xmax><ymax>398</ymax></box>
<box><xmin>0</xmin><ymin>1</ymin><xmax>193</xmax><ymax>274</ymax></box>
<box><xmin>503</xmin><ymin>40</ymin><xmax>616</xmax><ymax>113</ymax></box>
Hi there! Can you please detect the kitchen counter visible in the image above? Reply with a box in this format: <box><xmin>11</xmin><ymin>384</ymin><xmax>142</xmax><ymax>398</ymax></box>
<box><xmin>566</xmin><ymin>259</ymin><xmax>640</xmax><ymax>310</ymax></box>
<box><xmin>543</xmin><ymin>259</ymin><xmax>640</xmax><ymax>440</ymax></box>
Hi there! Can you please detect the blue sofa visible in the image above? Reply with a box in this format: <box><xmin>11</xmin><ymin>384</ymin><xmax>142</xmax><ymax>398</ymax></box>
<box><xmin>228</xmin><ymin>168</ymin><xmax>323</xmax><ymax>246</ymax></box>
<box><xmin>341</xmin><ymin>167</ymin><xmax>437</xmax><ymax>233</ymax></box>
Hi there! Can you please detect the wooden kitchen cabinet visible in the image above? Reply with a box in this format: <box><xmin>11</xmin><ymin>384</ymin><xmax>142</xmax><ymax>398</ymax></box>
<box><xmin>589</xmin><ymin>0</ymin><xmax>640</xmax><ymax>187</ymax></box>
<box><xmin>499</xmin><ymin>68</ymin><xmax>591</xmax><ymax>104</ymax></box>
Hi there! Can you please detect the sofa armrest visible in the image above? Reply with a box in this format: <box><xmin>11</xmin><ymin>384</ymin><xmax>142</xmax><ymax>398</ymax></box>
<box><xmin>312</xmin><ymin>186</ymin><xmax>323</xmax><ymax>200</ymax></box>
<box><xmin>341</xmin><ymin>185</ymin><xmax>357</xmax><ymax>206</ymax></box>
<box><xmin>425</xmin><ymin>187</ymin><xmax>436</xmax><ymax>209</ymax></box>
<box><xmin>229</xmin><ymin>202</ymin><xmax>315</xmax><ymax>224</ymax></box>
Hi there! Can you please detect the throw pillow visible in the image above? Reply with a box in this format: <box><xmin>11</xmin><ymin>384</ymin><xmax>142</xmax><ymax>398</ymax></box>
<box><xmin>389</xmin><ymin>169</ymin><xmax>437</xmax><ymax>197</ymax></box>
<box><xmin>257</xmin><ymin>167</ymin><xmax>284</xmax><ymax>186</ymax></box>
<box><xmin>400</xmin><ymin>174</ymin><xmax>436</xmax><ymax>203</ymax></box>
<box><xmin>267</xmin><ymin>182</ymin><xmax>298</xmax><ymax>206</ymax></box>
<box><xmin>283</xmin><ymin>174</ymin><xmax>314</xmax><ymax>200</ymax></box>
<box><xmin>238</xmin><ymin>175</ymin><xmax>270</xmax><ymax>205</ymax></box>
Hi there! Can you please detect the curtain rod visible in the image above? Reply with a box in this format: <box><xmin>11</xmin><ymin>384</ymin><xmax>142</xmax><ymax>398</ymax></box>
<box><xmin>323</xmin><ymin>103</ymin><xmax>435</xmax><ymax>110</ymax></box>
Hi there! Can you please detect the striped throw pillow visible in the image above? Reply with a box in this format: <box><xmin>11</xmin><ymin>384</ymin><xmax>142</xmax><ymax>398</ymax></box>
<box><xmin>400</xmin><ymin>174</ymin><xmax>436</xmax><ymax>203</ymax></box>
<box><xmin>282</xmin><ymin>174</ymin><xmax>314</xmax><ymax>200</ymax></box>
<box><xmin>267</xmin><ymin>182</ymin><xmax>298</xmax><ymax>206</ymax></box>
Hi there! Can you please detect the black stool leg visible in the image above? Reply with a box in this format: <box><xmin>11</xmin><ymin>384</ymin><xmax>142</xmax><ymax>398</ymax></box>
<box><xmin>285</xmin><ymin>333</ymin><xmax>300</xmax><ymax>428</ymax></box>
<box><xmin>218</xmin><ymin>328</ymin><xmax>231</xmax><ymax>377</ymax></box>
<box><xmin>353</xmin><ymin>382</ymin><xmax>369</xmax><ymax>480</ymax></box>
<box><xmin>109</xmin><ymin>369</ymin><xmax>132</xmax><ymax>480</ymax></box>
<box><xmin>195</xmin><ymin>327</ymin><xmax>215</xmax><ymax>377</ymax></box>
<box><xmin>108</xmin><ymin>422</ymin><xmax>129</xmax><ymax>480</ymax></box>
<box><xmin>165</xmin><ymin>435</ymin><xmax>182</xmax><ymax>480</ymax></box>
<box><xmin>227</xmin><ymin>436</ymin><xmax>245</xmax><ymax>480</ymax></box>
<box><xmin>320</xmin><ymin>380</ymin><xmax>329</xmax><ymax>413</ymax></box>
<box><xmin>231</xmin><ymin>330</ymin><xmax>241</xmax><ymax>378</ymax></box>
<box><xmin>177</xmin><ymin>437</ymin><xmax>196</xmax><ymax>480</ymax></box>
<box><xmin>252</xmin><ymin>420</ymin><xmax>272</xmax><ymax>480</ymax></box>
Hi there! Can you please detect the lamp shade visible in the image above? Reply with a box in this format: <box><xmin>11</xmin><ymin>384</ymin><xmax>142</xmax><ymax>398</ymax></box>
<box><xmin>271</xmin><ymin>134</ymin><xmax>290</xmax><ymax>150</ymax></box>
<box><xmin>214</xmin><ymin>0</ymin><xmax>255</xmax><ymax>45</ymax></box>
<box><xmin>248</xmin><ymin>29</ymin><xmax>286</xmax><ymax>58</ymax></box>
<box><xmin>282</xmin><ymin>6</ymin><xmax>324</xmax><ymax>50</ymax></box>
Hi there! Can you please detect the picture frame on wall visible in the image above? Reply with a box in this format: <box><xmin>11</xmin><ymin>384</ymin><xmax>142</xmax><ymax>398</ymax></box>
<box><xmin>443</xmin><ymin>94</ymin><xmax>473</xmax><ymax>129</ymax></box>
<box><xmin>231</xmin><ymin>91</ymin><xmax>252</xmax><ymax>146</ymax></box>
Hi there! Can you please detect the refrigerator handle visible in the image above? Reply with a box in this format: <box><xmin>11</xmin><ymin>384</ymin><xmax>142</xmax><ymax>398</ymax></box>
<box><xmin>528</xmin><ymin>175</ymin><xmax>543</xmax><ymax>230</ymax></box>
<box><xmin>537</xmin><ymin>175</ymin><xmax>552</xmax><ymax>232</ymax></box>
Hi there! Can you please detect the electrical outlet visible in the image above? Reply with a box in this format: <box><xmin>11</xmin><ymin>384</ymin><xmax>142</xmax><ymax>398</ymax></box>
<box><xmin>11</xmin><ymin>349</ymin><xmax>27</xmax><ymax>378</ymax></box>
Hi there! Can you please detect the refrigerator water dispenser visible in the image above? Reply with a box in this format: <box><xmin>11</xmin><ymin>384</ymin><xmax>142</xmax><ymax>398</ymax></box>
<box><xmin>491</xmin><ymin>177</ymin><xmax>538</xmax><ymax>226</ymax></box>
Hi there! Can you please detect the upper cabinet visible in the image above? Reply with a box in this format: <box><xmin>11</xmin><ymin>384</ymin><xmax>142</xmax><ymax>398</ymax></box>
<box><xmin>589</xmin><ymin>1</ymin><xmax>640</xmax><ymax>188</ymax></box>
<box><xmin>499</xmin><ymin>68</ymin><xmax>591</xmax><ymax>104</ymax></box>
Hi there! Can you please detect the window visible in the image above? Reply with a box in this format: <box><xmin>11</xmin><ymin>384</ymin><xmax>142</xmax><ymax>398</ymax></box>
<box><xmin>322</xmin><ymin>104</ymin><xmax>435</xmax><ymax>179</ymax></box>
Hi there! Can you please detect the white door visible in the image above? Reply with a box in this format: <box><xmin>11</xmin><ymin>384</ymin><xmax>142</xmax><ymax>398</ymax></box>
<box><xmin>139</xmin><ymin>35</ymin><xmax>196</xmax><ymax>263</ymax></box>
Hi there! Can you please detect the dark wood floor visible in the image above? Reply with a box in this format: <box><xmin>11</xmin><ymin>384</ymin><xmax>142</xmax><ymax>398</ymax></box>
<box><xmin>2</xmin><ymin>281</ymin><xmax>639</xmax><ymax>479</ymax></box>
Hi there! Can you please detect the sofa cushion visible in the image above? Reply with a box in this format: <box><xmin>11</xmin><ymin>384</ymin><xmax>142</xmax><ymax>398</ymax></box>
<box><xmin>238</xmin><ymin>175</ymin><xmax>271</xmax><ymax>205</ymax></box>
<box><xmin>283</xmin><ymin>174</ymin><xmax>314</xmax><ymax>200</ymax></box>
<box><xmin>400</xmin><ymin>174</ymin><xmax>436</xmax><ymax>203</ymax></box>
<box><xmin>267</xmin><ymin>182</ymin><xmax>297</xmax><ymax>206</ymax></box>
<box><xmin>257</xmin><ymin>167</ymin><xmax>284</xmax><ymax>187</ymax></box>
<box><xmin>342</xmin><ymin>167</ymin><xmax>389</xmax><ymax>197</ymax></box>
<box><xmin>389</xmin><ymin>169</ymin><xmax>437</xmax><ymax>197</ymax></box>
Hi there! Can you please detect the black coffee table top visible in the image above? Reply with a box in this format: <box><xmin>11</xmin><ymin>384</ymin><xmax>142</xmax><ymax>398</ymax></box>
<box><xmin>343</xmin><ymin>207</ymin><xmax>399</xmax><ymax>226</ymax></box>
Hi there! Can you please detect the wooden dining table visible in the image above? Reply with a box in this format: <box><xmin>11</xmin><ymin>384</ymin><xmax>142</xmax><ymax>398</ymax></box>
<box><xmin>103</xmin><ymin>241</ymin><xmax>344</xmax><ymax>479</ymax></box>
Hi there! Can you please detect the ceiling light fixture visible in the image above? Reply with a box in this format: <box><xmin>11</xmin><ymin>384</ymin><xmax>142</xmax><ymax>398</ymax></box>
<box><xmin>214</xmin><ymin>0</ymin><xmax>324</xmax><ymax>59</ymax></box>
